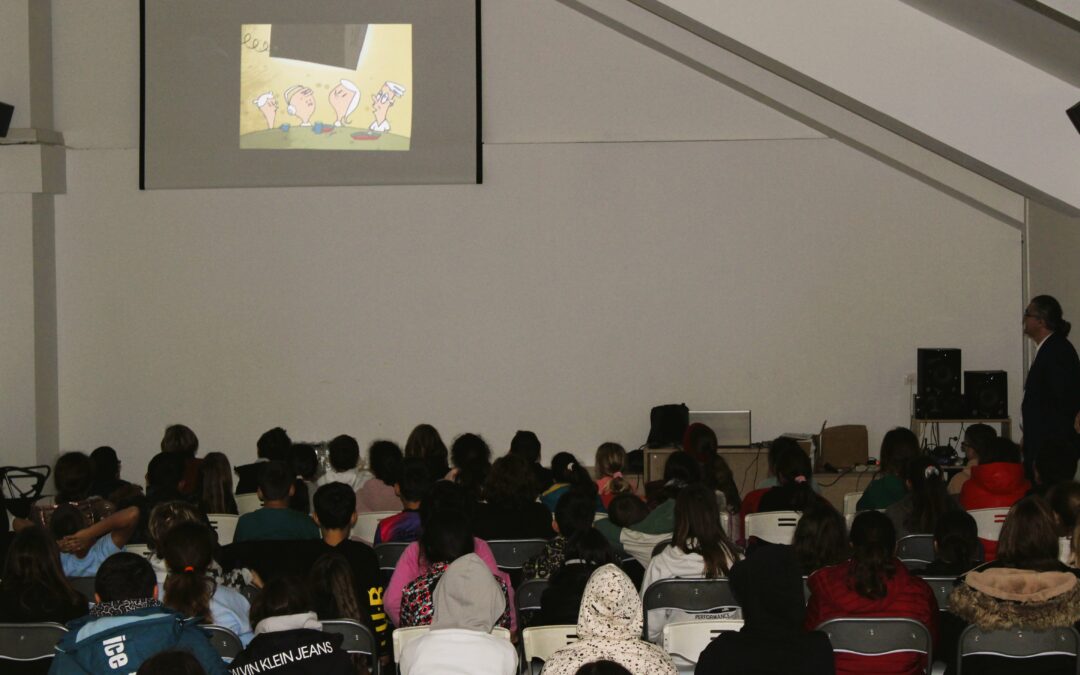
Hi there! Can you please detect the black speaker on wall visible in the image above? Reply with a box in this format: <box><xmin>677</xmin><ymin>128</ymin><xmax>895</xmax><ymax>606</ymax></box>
<box><xmin>916</xmin><ymin>348</ymin><xmax>963</xmax><ymax>419</ymax></box>
<box><xmin>965</xmin><ymin>370</ymin><xmax>1008</xmax><ymax>419</ymax></box>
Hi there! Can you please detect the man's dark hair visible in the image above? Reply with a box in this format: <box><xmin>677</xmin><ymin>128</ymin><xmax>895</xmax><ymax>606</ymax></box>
<box><xmin>509</xmin><ymin>430</ymin><xmax>541</xmax><ymax>464</ymax></box>
<box><xmin>313</xmin><ymin>482</ymin><xmax>356</xmax><ymax>530</ymax></box>
<box><xmin>147</xmin><ymin>452</ymin><xmax>186</xmax><ymax>498</ymax></box>
<box><xmin>1030</xmin><ymin>294</ymin><xmax>1071</xmax><ymax>338</ymax></box>
<box><xmin>54</xmin><ymin>452</ymin><xmax>94</xmax><ymax>502</ymax></box>
<box><xmin>258</xmin><ymin>461</ymin><xmax>295</xmax><ymax>501</ymax></box>
<box><xmin>328</xmin><ymin>435</ymin><xmax>361</xmax><ymax>472</ymax></box>
<box><xmin>290</xmin><ymin>443</ymin><xmax>318</xmax><ymax>481</ymax></box>
<box><xmin>96</xmin><ymin>551</ymin><xmax>157</xmax><ymax>601</ymax></box>
<box><xmin>257</xmin><ymin>427</ymin><xmax>292</xmax><ymax>461</ymax></box>
<box><xmin>964</xmin><ymin>424</ymin><xmax>997</xmax><ymax>456</ymax></box>
<box><xmin>369</xmin><ymin>440</ymin><xmax>403</xmax><ymax>485</ymax></box>
<box><xmin>554</xmin><ymin>489</ymin><xmax>596</xmax><ymax>541</ymax></box>
<box><xmin>161</xmin><ymin>424</ymin><xmax>199</xmax><ymax>458</ymax></box>
<box><xmin>1034</xmin><ymin>437</ymin><xmax>1080</xmax><ymax>488</ymax></box>
<box><xmin>398</xmin><ymin>457</ymin><xmax>434</xmax><ymax>503</ymax></box>
<box><xmin>980</xmin><ymin>437</ymin><xmax>1022</xmax><ymax>465</ymax></box>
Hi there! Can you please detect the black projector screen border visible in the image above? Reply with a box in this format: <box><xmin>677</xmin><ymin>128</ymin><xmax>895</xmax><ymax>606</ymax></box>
<box><xmin>140</xmin><ymin>0</ymin><xmax>481</xmax><ymax>189</ymax></box>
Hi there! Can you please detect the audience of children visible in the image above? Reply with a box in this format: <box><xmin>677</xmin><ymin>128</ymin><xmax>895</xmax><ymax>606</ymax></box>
<box><xmin>509</xmin><ymin>429</ymin><xmax>554</xmax><ymax>497</ymax></box>
<box><xmin>355</xmin><ymin>440</ymin><xmax>404</xmax><ymax>512</ymax></box>
<box><xmin>856</xmin><ymin>427</ymin><xmax>921</xmax><ymax>510</ymax></box>
<box><xmin>885</xmin><ymin>455</ymin><xmax>961</xmax><ymax>539</ymax></box>
<box><xmin>473</xmin><ymin>454</ymin><xmax>555</xmax><ymax>541</ymax></box>
<box><xmin>959</xmin><ymin>437</ymin><xmax>1031</xmax><ymax>560</ymax></box>
<box><xmin>373</xmin><ymin>457</ymin><xmax>432</xmax><ymax>544</ymax></box>
<box><xmin>195</xmin><ymin>452</ymin><xmax>238</xmax><ymax>516</ymax></box>
<box><xmin>233</xmin><ymin>461</ymin><xmax>320</xmax><ymax>543</ymax></box>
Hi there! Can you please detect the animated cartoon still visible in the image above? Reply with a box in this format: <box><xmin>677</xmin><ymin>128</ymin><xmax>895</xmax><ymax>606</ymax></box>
<box><xmin>240</xmin><ymin>23</ymin><xmax>412</xmax><ymax>150</ymax></box>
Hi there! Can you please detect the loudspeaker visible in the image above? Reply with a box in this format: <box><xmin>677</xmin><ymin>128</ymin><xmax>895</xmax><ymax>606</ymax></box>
<box><xmin>0</xmin><ymin>102</ymin><xmax>13</xmax><ymax>138</ymax></box>
<box><xmin>916</xmin><ymin>348</ymin><xmax>963</xmax><ymax>419</ymax></box>
<box><xmin>1069</xmin><ymin>101</ymin><xmax>1080</xmax><ymax>136</ymax></box>
<box><xmin>965</xmin><ymin>370</ymin><xmax>1008</xmax><ymax>419</ymax></box>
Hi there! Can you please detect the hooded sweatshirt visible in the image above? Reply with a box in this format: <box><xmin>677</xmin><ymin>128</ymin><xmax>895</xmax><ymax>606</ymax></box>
<box><xmin>640</xmin><ymin>544</ymin><xmax>743</xmax><ymax>643</ymax></box>
<box><xmin>228</xmin><ymin>612</ymin><xmax>353</xmax><ymax>675</ymax></box>
<box><xmin>539</xmin><ymin>564</ymin><xmax>677</xmax><ymax>675</ymax></box>
<box><xmin>959</xmin><ymin>461</ymin><xmax>1030</xmax><ymax>560</ymax></box>
<box><xmin>398</xmin><ymin>554</ymin><xmax>518</xmax><ymax>675</ymax></box>
<box><xmin>696</xmin><ymin>544</ymin><xmax>834</xmax><ymax>675</ymax></box>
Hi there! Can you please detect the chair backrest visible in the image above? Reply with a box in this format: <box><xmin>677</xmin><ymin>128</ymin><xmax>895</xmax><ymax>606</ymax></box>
<box><xmin>374</xmin><ymin>542</ymin><xmax>409</xmax><ymax>574</ymax></box>
<box><xmin>203</xmin><ymin>624</ymin><xmax>243</xmax><ymax>659</ymax></box>
<box><xmin>68</xmin><ymin>576</ymin><xmax>96</xmax><ymax>599</ymax></box>
<box><xmin>321</xmin><ymin>619</ymin><xmax>378</xmax><ymax>666</ymax></box>
<box><xmin>922</xmin><ymin>576</ymin><xmax>959</xmax><ymax>611</ymax></box>
<box><xmin>957</xmin><ymin>624</ymin><xmax>1080</xmax><ymax>675</ymax></box>
<box><xmin>235</xmin><ymin>492</ymin><xmax>261</xmax><ymax>515</ymax></box>
<box><xmin>817</xmin><ymin>617</ymin><xmax>932</xmax><ymax>674</ymax></box>
<box><xmin>522</xmin><ymin>624</ymin><xmax>579</xmax><ymax>675</ymax></box>
<box><xmin>662</xmin><ymin>619</ymin><xmax>744</xmax><ymax>664</ymax></box>
<box><xmin>896</xmin><ymin>534</ymin><xmax>936</xmax><ymax>567</ymax></box>
<box><xmin>641</xmin><ymin>578</ymin><xmax>739</xmax><ymax>640</ymax></box>
<box><xmin>517</xmin><ymin>578</ymin><xmax>550</xmax><ymax>627</ymax></box>
<box><xmin>355</xmin><ymin>511</ymin><xmax>400</xmax><ymax>545</ymax></box>
<box><xmin>744</xmin><ymin>511</ymin><xmax>801</xmax><ymax>544</ymax></box>
<box><xmin>968</xmin><ymin>508</ymin><xmax>1009</xmax><ymax>542</ymax></box>
<box><xmin>207</xmin><ymin>513</ymin><xmax>239</xmax><ymax>546</ymax></box>
<box><xmin>487</xmin><ymin>539</ymin><xmax>550</xmax><ymax>571</ymax></box>
<box><xmin>393</xmin><ymin>625</ymin><xmax>511</xmax><ymax>662</ymax></box>
<box><xmin>123</xmin><ymin>543</ymin><xmax>152</xmax><ymax>558</ymax></box>
<box><xmin>843</xmin><ymin>492</ymin><xmax>864</xmax><ymax>517</ymax></box>
<box><xmin>0</xmin><ymin>622</ymin><xmax>67</xmax><ymax>665</ymax></box>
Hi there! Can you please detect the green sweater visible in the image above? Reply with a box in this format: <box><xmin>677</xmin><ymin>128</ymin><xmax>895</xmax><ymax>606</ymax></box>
<box><xmin>596</xmin><ymin>498</ymin><xmax>676</xmax><ymax>553</ymax></box>
<box><xmin>234</xmin><ymin>506</ymin><xmax>320</xmax><ymax>542</ymax></box>
<box><xmin>855</xmin><ymin>473</ymin><xmax>906</xmax><ymax>511</ymax></box>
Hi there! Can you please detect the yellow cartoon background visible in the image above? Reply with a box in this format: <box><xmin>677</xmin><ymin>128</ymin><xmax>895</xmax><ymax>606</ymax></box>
<box><xmin>240</xmin><ymin>24</ymin><xmax>412</xmax><ymax>149</ymax></box>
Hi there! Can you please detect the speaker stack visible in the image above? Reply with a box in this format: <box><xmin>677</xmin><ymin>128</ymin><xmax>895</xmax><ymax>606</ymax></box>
<box><xmin>964</xmin><ymin>370</ymin><xmax>1008</xmax><ymax>419</ymax></box>
<box><xmin>915</xmin><ymin>348</ymin><xmax>963</xmax><ymax>419</ymax></box>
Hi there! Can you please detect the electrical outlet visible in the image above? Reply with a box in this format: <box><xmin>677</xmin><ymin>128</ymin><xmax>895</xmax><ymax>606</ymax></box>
<box><xmin>904</xmin><ymin>372</ymin><xmax>915</xmax><ymax>386</ymax></box>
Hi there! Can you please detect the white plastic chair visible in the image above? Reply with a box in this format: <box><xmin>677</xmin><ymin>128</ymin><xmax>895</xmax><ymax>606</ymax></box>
<box><xmin>355</xmin><ymin>510</ymin><xmax>399</xmax><ymax>544</ymax></box>
<box><xmin>522</xmin><ymin>624</ymin><xmax>579</xmax><ymax>675</ymax></box>
<box><xmin>662</xmin><ymin>619</ymin><xmax>744</xmax><ymax>665</ymax></box>
<box><xmin>968</xmin><ymin>508</ymin><xmax>1009</xmax><ymax>542</ymax></box>
<box><xmin>843</xmin><ymin>491</ymin><xmax>864</xmax><ymax>517</ymax></box>
<box><xmin>235</xmin><ymin>493</ymin><xmax>261</xmax><ymax>515</ymax></box>
<box><xmin>207</xmin><ymin>513</ymin><xmax>239</xmax><ymax>546</ymax></box>
<box><xmin>124</xmin><ymin>544</ymin><xmax>152</xmax><ymax>558</ymax></box>
<box><xmin>744</xmin><ymin>511</ymin><xmax>801</xmax><ymax>544</ymax></box>
<box><xmin>393</xmin><ymin>625</ymin><xmax>511</xmax><ymax>662</ymax></box>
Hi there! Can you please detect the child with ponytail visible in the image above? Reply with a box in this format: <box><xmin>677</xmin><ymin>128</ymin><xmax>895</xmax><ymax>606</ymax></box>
<box><xmin>886</xmin><ymin>455</ymin><xmax>960</xmax><ymax>539</ymax></box>
<box><xmin>541</xmin><ymin>452</ymin><xmax>600</xmax><ymax>513</ymax></box>
<box><xmin>594</xmin><ymin>443</ymin><xmax>632</xmax><ymax>509</ymax></box>
<box><xmin>160</xmin><ymin>521</ymin><xmax>254</xmax><ymax>646</ymax></box>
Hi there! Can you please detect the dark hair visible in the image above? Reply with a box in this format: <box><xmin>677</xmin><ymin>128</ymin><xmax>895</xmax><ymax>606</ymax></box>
<box><xmin>327</xmin><ymin>435</ymin><xmax>360</xmax><ymax>472</ymax></box>
<box><xmin>257</xmin><ymin>460</ymin><xmax>295</xmax><ymax>501</ymax></box>
<box><xmin>772</xmin><ymin>443</ymin><xmax>816</xmax><ymax>512</ymax></box>
<box><xmin>606</xmin><ymin>493</ymin><xmax>649</xmax><ymax>528</ymax></box>
<box><xmin>1030</xmin><ymin>294</ymin><xmax>1071</xmax><ymax>337</ymax></box>
<box><xmin>879</xmin><ymin>427</ymin><xmax>920</xmax><ymax>476</ymax></box>
<box><xmin>398</xmin><ymin>457</ymin><xmax>434</xmax><ymax>503</ymax></box>
<box><xmin>450</xmin><ymin>433</ymin><xmax>491</xmax><ymax>500</ymax></box>
<box><xmin>313</xmin><ymin>482</ymin><xmax>356</xmax><ymax>530</ymax></box>
<box><xmin>554</xmin><ymin>489</ymin><xmax>596</xmax><ymax>541</ymax></box>
<box><xmin>404</xmin><ymin>424</ymin><xmax>449</xmax><ymax>477</ymax></box>
<box><xmin>904</xmin><ymin>456</ymin><xmax>951</xmax><ymax>534</ymax></box>
<box><xmin>419</xmin><ymin>510</ymin><xmax>474</xmax><ymax>565</ymax></box>
<box><xmin>308</xmin><ymin>552</ymin><xmax>364</xmax><ymax>623</ymax></box>
<box><xmin>563</xmin><ymin>527</ymin><xmax>616</xmax><ymax>567</ymax></box>
<box><xmin>768</xmin><ymin>436</ymin><xmax>803</xmax><ymax>473</ymax></box>
<box><xmin>49</xmin><ymin>504</ymin><xmax>87</xmax><ymax>539</ymax></box>
<box><xmin>997</xmin><ymin>495</ymin><xmax>1060</xmax><ymax>567</ymax></box>
<box><xmin>484</xmin><ymin>454</ymin><xmax>537</xmax><ymax>508</ymax></box>
<box><xmin>672</xmin><ymin>483</ymin><xmax>741</xmax><ymax>577</ymax></box>
<box><xmin>257</xmin><ymin>427</ymin><xmax>292</xmax><ymax>462</ymax></box>
<box><xmin>509</xmin><ymin>430</ymin><xmax>542</xmax><ymax>463</ymax></box>
<box><xmin>1034</xmin><ymin>438</ymin><xmax>1080</xmax><ymax>488</ymax></box>
<box><xmin>90</xmin><ymin>446</ymin><xmax>120</xmax><ymax>482</ymax></box>
<box><xmin>662</xmin><ymin>451</ymin><xmax>701</xmax><ymax>485</ymax></box>
<box><xmin>933</xmin><ymin>510</ymin><xmax>979</xmax><ymax>567</ymax></box>
<box><xmin>96</xmin><ymin>551</ymin><xmax>157</xmax><ymax>602</ymax></box>
<box><xmin>595</xmin><ymin>443</ymin><xmax>632</xmax><ymax>502</ymax></box>
<box><xmin>147</xmin><ymin>452</ymin><xmax>186</xmax><ymax>500</ymax></box>
<box><xmin>848</xmin><ymin>511</ymin><xmax>897</xmax><ymax>600</ymax></box>
<box><xmin>792</xmin><ymin>504</ymin><xmax>849</xmax><ymax>575</ymax></box>
<box><xmin>420</xmin><ymin>480</ymin><xmax>468</xmax><ymax>529</ymax></box>
<box><xmin>979</xmin><ymin>437</ymin><xmax>1022</xmax><ymax>465</ymax></box>
<box><xmin>290</xmin><ymin>443</ymin><xmax>318</xmax><ymax>481</ymax></box>
<box><xmin>1048</xmin><ymin>481</ymin><xmax>1080</xmax><ymax>536</ymax></box>
<box><xmin>147</xmin><ymin>501</ymin><xmax>207</xmax><ymax>553</ymax></box>
<box><xmin>160</xmin><ymin>522</ymin><xmax>216</xmax><ymax>623</ymax></box>
<box><xmin>574</xmin><ymin>662</ymin><xmax>632</xmax><ymax>675</ymax></box>
<box><xmin>137</xmin><ymin>650</ymin><xmax>207</xmax><ymax>675</ymax></box>
<box><xmin>963</xmin><ymin>424</ymin><xmax>997</xmax><ymax>458</ymax></box>
<box><xmin>197</xmin><ymin>452</ymin><xmax>237</xmax><ymax>515</ymax></box>
<box><xmin>161</xmin><ymin>424</ymin><xmax>198</xmax><ymax>458</ymax></box>
<box><xmin>54</xmin><ymin>452</ymin><xmax>94</xmax><ymax>503</ymax></box>
<box><xmin>552</xmin><ymin>452</ymin><xmax>595</xmax><ymax>490</ymax></box>
<box><xmin>369</xmin><ymin>440</ymin><xmax>403</xmax><ymax>485</ymax></box>
<box><xmin>251</xmin><ymin>576</ymin><xmax>310</xmax><ymax>627</ymax></box>
<box><xmin>1</xmin><ymin>527</ymin><xmax>85</xmax><ymax>613</ymax></box>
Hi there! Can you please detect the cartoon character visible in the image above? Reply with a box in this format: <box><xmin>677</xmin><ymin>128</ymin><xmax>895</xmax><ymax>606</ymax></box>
<box><xmin>283</xmin><ymin>85</ymin><xmax>316</xmax><ymax>127</ymax></box>
<box><xmin>370</xmin><ymin>81</ymin><xmax>406</xmax><ymax>133</ymax></box>
<box><xmin>328</xmin><ymin>79</ymin><xmax>361</xmax><ymax>128</ymax></box>
<box><xmin>252</xmin><ymin>91</ymin><xmax>278</xmax><ymax>130</ymax></box>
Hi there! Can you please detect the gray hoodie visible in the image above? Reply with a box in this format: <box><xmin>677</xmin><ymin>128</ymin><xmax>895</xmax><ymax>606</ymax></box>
<box><xmin>431</xmin><ymin>553</ymin><xmax>506</xmax><ymax>631</ymax></box>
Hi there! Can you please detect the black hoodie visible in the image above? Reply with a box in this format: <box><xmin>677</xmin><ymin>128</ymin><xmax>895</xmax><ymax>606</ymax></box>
<box><xmin>695</xmin><ymin>544</ymin><xmax>835</xmax><ymax>675</ymax></box>
<box><xmin>228</xmin><ymin>615</ymin><xmax>354</xmax><ymax>675</ymax></box>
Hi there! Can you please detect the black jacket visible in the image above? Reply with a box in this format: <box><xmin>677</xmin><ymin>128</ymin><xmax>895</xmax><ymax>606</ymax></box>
<box><xmin>229</xmin><ymin>628</ymin><xmax>353</xmax><ymax>675</ymax></box>
<box><xmin>1022</xmin><ymin>331</ymin><xmax>1080</xmax><ymax>471</ymax></box>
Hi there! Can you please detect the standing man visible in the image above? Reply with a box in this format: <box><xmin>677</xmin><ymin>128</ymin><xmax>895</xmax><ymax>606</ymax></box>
<box><xmin>1021</xmin><ymin>294</ymin><xmax>1080</xmax><ymax>478</ymax></box>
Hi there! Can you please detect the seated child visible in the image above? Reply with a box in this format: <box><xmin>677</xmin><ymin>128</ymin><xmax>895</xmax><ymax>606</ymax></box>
<box><xmin>234</xmin><ymin>461</ymin><xmax>320</xmax><ymax>543</ymax></box>
<box><xmin>54</xmin><ymin>503</ymin><xmax>139</xmax><ymax>577</ymax></box>
<box><xmin>317</xmin><ymin>434</ymin><xmax>371</xmax><ymax>491</ymax></box>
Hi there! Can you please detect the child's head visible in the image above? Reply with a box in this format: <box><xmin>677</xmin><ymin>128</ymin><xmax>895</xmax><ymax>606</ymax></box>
<box><xmin>90</xmin><ymin>446</ymin><xmax>121</xmax><ymax>482</ymax></box>
<box><xmin>290</xmin><ymin>443</ymin><xmax>318</xmax><ymax>481</ymax></box>
<box><xmin>673</xmin><ymin>482</ymin><xmax>739</xmax><ymax>577</ymax></box>
<box><xmin>962</xmin><ymin>424</ymin><xmax>996</xmax><ymax>463</ymax></box>
<box><xmin>96</xmin><ymin>551</ymin><xmax>157</xmax><ymax>603</ymax></box>
<box><xmin>933</xmin><ymin>510</ymin><xmax>978</xmax><ymax>566</ymax></box>
<box><xmin>160</xmin><ymin>424</ymin><xmax>198</xmax><ymax>458</ymax></box>
<box><xmin>978</xmin><ymin>437</ymin><xmax>1022</xmax><ymax>465</ymax></box>
<box><xmin>160</xmin><ymin>522</ymin><xmax>215</xmax><ymax>622</ymax></box>
<box><xmin>2</xmin><ymin>526</ymin><xmax>74</xmax><ymax>597</ymax></box>
<box><xmin>327</xmin><ymin>435</ymin><xmax>360</xmax><ymax>473</ymax></box>
<box><xmin>313</xmin><ymin>482</ymin><xmax>357</xmax><ymax>531</ymax></box>
<box><xmin>484</xmin><ymin>454</ymin><xmax>537</xmax><ymax>508</ymax></box>
<box><xmin>256</xmin><ymin>427</ymin><xmax>292</xmax><ymax>461</ymax></box>
<box><xmin>554</xmin><ymin>489</ymin><xmax>595</xmax><ymax>540</ymax></box>
<box><xmin>606</xmin><ymin>493</ymin><xmax>648</xmax><ymax>528</ymax></box>
<box><xmin>595</xmin><ymin>443</ymin><xmax>627</xmax><ymax>479</ymax></box>
<box><xmin>1049</xmin><ymin>481</ymin><xmax>1080</xmax><ymax>537</ymax></box>
<box><xmin>849</xmin><ymin>510</ymin><xmax>897</xmax><ymax>600</ymax></box>
<box><xmin>683</xmin><ymin>423</ymin><xmax>718</xmax><ymax>464</ymax></box>
<box><xmin>420</xmin><ymin>509</ymin><xmax>474</xmax><ymax>565</ymax></box>
<box><xmin>997</xmin><ymin>495</ymin><xmax>1059</xmax><ymax>566</ymax></box>
<box><xmin>563</xmin><ymin>527</ymin><xmax>616</xmax><ymax>567</ymax></box>
<box><xmin>257</xmin><ymin>460</ymin><xmax>295</xmax><ymax>502</ymax></box>
<box><xmin>308</xmin><ymin>552</ymin><xmax>363</xmax><ymax>622</ymax></box>
<box><xmin>49</xmin><ymin>503</ymin><xmax>88</xmax><ymax>540</ymax></box>
<box><xmin>879</xmin><ymin>427</ymin><xmax>920</xmax><ymax>476</ymax></box>
<box><xmin>768</xmin><ymin>437</ymin><xmax>803</xmax><ymax>477</ymax></box>
<box><xmin>397</xmin><ymin>457</ymin><xmax>434</xmax><ymax>505</ymax></box>
<box><xmin>404</xmin><ymin>424</ymin><xmax>449</xmax><ymax>476</ymax></box>
<box><xmin>146</xmin><ymin>452</ymin><xmax>186</xmax><ymax>497</ymax></box>
<box><xmin>509</xmin><ymin>430</ymin><xmax>542</xmax><ymax>464</ymax></box>
<box><xmin>251</xmin><ymin>576</ymin><xmax>310</xmax><ymax>627</ymax></box>
<box><xmin>551</xmin><ymin>452</ymin><xmax>593</xmax><ymax>489</ymax></box>
<box><xmin>54</xmin><ymin>452</ymin><xmax>94</xmax><ymax>502</ymax></box>
<box><xmin>147</xmin><ymin>500</ymin><xmax>205</xmax><ymax>553</ymax></box>
<box><xmin>792</xmin><ymin>504</ymin><xmax>848</xmax><ymax>575</ymax></box>
<box><xmin>420</xmin><ymin>480</ymin><xmax>468</xmax><ymax>528</ymax></box>
<box><xmin>368</xmin><ymin>440</ymin><xmax>403</xmax><ymax>486</ymax></box>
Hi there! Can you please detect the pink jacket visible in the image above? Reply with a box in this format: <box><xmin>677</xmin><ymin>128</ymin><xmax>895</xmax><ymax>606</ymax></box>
<box><xmin>384</xmin><ymin>538</ymin><xmax>517</xmax><ymax>631</ymax></box>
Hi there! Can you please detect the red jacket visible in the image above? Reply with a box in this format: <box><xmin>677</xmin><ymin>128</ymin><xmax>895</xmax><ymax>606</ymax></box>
<box><xmin>959</xmin><ymin>462</ymin><xmax>1029</xmax><ymax>561</ymax></box>
<box><xmin>805</xmin><ymin>560</ymin><xmax>938</xmax><ymax>675</ymax></box>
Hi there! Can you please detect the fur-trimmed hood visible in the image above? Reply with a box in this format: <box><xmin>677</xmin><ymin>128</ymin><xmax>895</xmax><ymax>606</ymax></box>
<box><xmin>950</xmin><ymin>567</ymin><xmax>1080</xmax><ymax>630</ymax></box>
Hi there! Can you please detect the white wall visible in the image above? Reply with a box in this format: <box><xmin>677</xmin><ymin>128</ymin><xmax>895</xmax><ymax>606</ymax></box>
<box><xmin>1029</xmin><ymin>201</ymin><xmax>1080</xmax><ymax>334</ymax></box>
<box><xmin>47</xmin><ymin>0</ymin><xmax>1023</xmax><ymax>479</ymax></box>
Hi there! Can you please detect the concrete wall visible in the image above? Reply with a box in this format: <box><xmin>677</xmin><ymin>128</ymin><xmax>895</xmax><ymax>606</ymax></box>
<box><xmin>44</xmin><ymin>0</ymin><xmax>1023</xmax><ymax>479</ymax></box>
